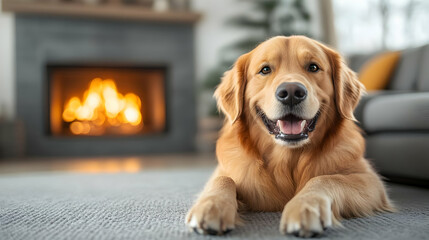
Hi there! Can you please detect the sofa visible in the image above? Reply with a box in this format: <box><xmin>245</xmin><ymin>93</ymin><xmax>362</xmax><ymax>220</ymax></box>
<box><xmin>350</xmin><ymin>43</ymin><xmax>429</xmax><ymax>186</ymax></box>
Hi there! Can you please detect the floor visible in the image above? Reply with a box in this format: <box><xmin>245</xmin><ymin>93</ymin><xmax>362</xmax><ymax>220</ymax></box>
<box><xmin>1</xmin><ymin>159</ymin><xmax>428</xmax><ymax>240</ymax></box>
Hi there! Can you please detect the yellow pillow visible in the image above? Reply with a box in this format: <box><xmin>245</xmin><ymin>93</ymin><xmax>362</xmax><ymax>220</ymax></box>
<box><xmin>358</xmin><ymin>51</ymin><xmax>401</xmax><ymax>90</ymax></box>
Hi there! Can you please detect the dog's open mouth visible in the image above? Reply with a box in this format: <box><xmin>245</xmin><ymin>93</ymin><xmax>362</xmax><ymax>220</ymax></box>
<box><xmin>256</xmin><ymin>107</ymin><xmax>320</xmax><ymax>142</ymax></box>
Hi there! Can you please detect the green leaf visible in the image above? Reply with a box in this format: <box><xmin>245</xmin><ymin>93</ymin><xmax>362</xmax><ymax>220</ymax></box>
<box><xmin>226</xmin><ymin>16</ymin><xmax>268</xmax><ymax>29</ymax></box>
<box><xmin>254</xmin><ymin>0</ymin><xmax>281</xmax><ymax>14</ymax></box>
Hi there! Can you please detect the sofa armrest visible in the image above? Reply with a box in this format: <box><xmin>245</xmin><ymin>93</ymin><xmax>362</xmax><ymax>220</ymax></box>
<box><xmin>354</xmin><ymin>90</ymin><xmax>411</xmax><ymax>130</ymax></box>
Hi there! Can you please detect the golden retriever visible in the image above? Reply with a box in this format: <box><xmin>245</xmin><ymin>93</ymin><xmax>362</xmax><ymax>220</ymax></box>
<box><xmin>186</xmin><ymin>36</ymin><xmax>394</xmax><ymax>237</ymax></box>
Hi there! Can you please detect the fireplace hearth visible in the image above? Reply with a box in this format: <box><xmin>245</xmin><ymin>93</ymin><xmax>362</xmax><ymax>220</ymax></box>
<box><xmin>15</xmin><ymin>16</ymin><xmax>196</xmax><ymax>156</ymax></box>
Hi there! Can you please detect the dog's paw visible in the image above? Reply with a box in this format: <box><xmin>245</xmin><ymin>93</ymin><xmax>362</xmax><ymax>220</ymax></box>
<box><xmin>279</xmin><ymin>195</ymin><xmax>333</xmax><ymax>238</ymax></box>
<box><xmin>185</xmin><ymin>196</ymin><xmax>237</xmax><ymax>235</ymax></box>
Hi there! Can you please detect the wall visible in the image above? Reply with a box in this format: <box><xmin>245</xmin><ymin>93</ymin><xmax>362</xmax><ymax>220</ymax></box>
<box><xmin>0</xmin><ymin>0</ymin><xmax>14</xmax><ymax>120</ymax></box>
<box><xmin>192</xmin><ymin>0</ymin><xmax>251</xmax><ymax>84</ymax></box>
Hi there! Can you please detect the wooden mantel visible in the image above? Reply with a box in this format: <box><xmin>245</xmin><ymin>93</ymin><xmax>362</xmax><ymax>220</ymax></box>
<box><xmin>2</xmin><ymin>0</ymin><xmax>201</xmax><ymax>23</ymax></box>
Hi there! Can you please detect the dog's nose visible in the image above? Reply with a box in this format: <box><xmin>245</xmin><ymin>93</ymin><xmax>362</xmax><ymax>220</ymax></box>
<box><xmin>275</xmin><ymin>82</ymin><xmax>307</xmax><ymax>106</ymax></box>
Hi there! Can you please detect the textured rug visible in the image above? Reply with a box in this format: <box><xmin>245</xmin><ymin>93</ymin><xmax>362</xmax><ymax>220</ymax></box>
<box><xmin>0</xmin><ymin>167</ymin><xmax>428</xmax><ymax>240</ymax></box>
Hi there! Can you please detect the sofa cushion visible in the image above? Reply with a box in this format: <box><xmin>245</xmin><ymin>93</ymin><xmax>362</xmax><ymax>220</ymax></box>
<box><xmin>358</xmin><ymin>51</ymin><xmax>400</xmax><ymax>90</ymax></box>
<box><xmin>354</xmin><ymin>90</ymin><xmax>410</xmax><ymax>126</ymax></box>
<box><xmin>388</xmin><ymin>45</ymin><xmax>425</xmax><ymax>90</ymax></box>
<box><xmin>363</xmin><ymin>92</ymin><xmax>429</xmax><ymax>132</ymax></box>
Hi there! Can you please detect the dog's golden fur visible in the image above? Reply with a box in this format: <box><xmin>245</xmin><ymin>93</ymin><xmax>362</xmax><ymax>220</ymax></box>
<box><xmin>186</xmin><ymin>36</ymin><xmax>394</xmax><ymax>237</ymax></box>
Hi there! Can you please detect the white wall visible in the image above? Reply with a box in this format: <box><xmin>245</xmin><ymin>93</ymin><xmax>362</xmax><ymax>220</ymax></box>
<box><xmin>192</xmin><ymin>0</ymin><xmax>251</xmax><ymax>83</ymax></box>
<box><xmin>0</xmin><ymin>0</ymin><xmax>14</xmax><ymax>120</ymax></box>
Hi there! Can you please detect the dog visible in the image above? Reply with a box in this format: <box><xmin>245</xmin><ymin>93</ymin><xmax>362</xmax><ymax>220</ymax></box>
<box><xmin>185</xmin><ymin>36</ymin><xmax>394</xmax><ymax>237</ymax></box>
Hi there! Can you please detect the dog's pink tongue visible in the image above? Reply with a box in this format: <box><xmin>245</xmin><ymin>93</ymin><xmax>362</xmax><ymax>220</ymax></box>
<box><xmin>277</xmin><ymin>120</ymin><xmax>303</xmax><ymax>135</ymax></box>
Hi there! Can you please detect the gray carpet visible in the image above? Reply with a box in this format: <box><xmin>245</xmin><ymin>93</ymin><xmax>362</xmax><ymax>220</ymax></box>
<box><xmin>0</xmin><ymin>167</ymin><xmax>428</xmax><ymax>240</ymax></box>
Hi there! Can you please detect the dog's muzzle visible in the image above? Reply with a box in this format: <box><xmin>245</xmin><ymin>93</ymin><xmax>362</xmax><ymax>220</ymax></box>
<box><xmin>256</xmin><ymin>106</ymin><xmax>320</xmax><ymax>143</ymax></box>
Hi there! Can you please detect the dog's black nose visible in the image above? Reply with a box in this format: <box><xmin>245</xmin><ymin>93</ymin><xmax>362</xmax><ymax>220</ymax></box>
<box><xmin>275</xmin><ymin>82</ymin><xmax>307</xmax><ymax>106</ymax></box>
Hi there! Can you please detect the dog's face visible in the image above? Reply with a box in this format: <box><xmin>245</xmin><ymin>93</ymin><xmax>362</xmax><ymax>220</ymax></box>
<box><xmin>215</xmin><ymin>36</ymin><xmax>364</xmax><ymax>148</ymax></box>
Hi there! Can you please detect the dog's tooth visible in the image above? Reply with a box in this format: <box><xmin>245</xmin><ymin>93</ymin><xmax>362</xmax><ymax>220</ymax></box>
<box><xmin>300</xmin><ymin>120</ymin><xmax>306</xmax><ymax>132</ymax></box>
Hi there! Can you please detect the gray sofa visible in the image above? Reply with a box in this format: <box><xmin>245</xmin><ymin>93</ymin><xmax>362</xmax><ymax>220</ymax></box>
<box><xmin>350</xmin><ymin>44</ymin><xmax>429</xmax><ymax>185</ymax></box>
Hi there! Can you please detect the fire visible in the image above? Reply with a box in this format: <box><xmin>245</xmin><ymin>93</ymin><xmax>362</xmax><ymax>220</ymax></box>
<box><xmin>62</xmin><ymin>78</ymin><xmax>143</xmax><ymax>135</ymax></box>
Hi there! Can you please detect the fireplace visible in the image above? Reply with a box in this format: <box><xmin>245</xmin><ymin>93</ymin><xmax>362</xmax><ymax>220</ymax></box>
<box><xmin>48</xmin><ymin>65</ymin><xmax>166</xmax><ymax>137</ymax></box>
<box><xmin>15</xmin><ymin>16</ymin><xmax>197</xmax><ymax>156</ymax></box>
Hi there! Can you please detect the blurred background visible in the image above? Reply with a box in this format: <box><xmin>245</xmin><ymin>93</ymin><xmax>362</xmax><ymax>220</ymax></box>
<box><xmin>0</xmin><ymin>0</ymin><xmax>428</xmax><ymax>181</ymax></box>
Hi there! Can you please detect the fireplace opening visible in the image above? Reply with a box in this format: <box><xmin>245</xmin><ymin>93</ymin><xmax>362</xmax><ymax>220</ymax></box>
<box><xmin>48</xmin><ymin>65</ymin><xmax>167</xmax><ymax>137</ymax></box>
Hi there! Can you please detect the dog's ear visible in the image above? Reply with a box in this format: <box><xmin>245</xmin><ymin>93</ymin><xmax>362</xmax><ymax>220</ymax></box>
<box><xmin>325</xmin><ymin>47</ymin><xmax>365</xmax><ymax>121</ymax></box>
<box><xmin>214</xmin><ymin>53</ymin><xmax>249</xmax><ymax>124</ymax></box>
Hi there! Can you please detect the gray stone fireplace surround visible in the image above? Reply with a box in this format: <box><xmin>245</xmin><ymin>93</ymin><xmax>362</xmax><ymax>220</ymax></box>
<box><xmin>15</xmin><ymin>15</ymin><xmax>196</xmax><ymax>156</ymax></box>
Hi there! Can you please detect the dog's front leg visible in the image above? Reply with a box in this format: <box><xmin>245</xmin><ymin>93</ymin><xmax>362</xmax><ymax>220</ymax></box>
<box><xmin>185</xmin><ymin>168</ymin><xmax>238</xmax><ymax>235</ymax></box>
<box><xmin>279</xmin><ymin>172</ymin><xmax>393</xmax><ymax>238</ymax></box>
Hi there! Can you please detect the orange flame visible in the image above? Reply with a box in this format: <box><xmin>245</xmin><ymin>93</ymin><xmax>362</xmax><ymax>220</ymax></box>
<box><xmin>62</xmin><ymin>78</ymin><xmax>143</xmax><ymax>135</ymax></box>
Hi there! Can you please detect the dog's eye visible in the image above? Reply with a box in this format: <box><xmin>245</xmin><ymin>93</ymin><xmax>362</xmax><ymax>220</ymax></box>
<box><xmin>259</xmin><ymin>66</ymin><xmax>271</xmax><ymax>75</ymax></box>
<box><xmin>307</xmin><ymin>63</ymin><xmax>320</xmax><ymax>73</ymax></box>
